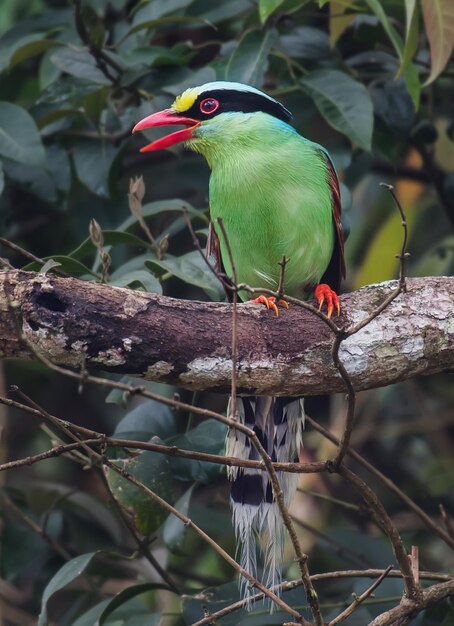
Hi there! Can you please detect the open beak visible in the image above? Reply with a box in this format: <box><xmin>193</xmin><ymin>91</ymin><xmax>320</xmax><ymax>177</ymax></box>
<box><xmin>132</xmin><ymin>109</ymin><xmax>200</xmax><ymax>152</ymax></box>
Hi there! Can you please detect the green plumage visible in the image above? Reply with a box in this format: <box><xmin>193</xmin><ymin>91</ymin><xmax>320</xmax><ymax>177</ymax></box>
<box><xmin>191</xmin><ymin>111</ymin><xmax>334</xmax><ymax>299</ymax></box>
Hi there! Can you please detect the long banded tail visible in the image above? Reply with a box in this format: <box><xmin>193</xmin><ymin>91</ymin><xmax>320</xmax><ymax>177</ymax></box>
<box><xmin>226</xmin><ymin>396</ymin><xmax>304</xmax><ymax>603</ymax></box>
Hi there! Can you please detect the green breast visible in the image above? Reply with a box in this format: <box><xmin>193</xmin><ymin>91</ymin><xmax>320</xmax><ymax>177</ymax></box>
<box><xmin>208</xmin><ymin>128</ymin><xmax>334</xmax><ymax>300</ymax></box>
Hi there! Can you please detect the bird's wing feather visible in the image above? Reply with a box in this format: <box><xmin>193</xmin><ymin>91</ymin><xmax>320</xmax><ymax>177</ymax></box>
<box><xmin>319</xmin><ymin>152</ymin><xmax>346</xmax><ymax>291</ymax></box>
<box><xmin>206</xmin><ymin>220</ymin><xmax>222</xmax><ymax>271</ymax></box>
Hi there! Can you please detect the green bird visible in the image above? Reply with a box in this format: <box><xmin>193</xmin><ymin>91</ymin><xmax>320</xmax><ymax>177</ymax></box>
<box><xmin>133</xmin><ymin>81</ymin><xmax>345</xmax><ymax>602</ymax></box>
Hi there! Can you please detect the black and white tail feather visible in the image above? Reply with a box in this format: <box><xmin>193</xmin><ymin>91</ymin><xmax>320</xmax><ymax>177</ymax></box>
<box><xmin>226</xmin><ymin>395</ymin><xmax>304</xmax><ymax>605</ymax></box>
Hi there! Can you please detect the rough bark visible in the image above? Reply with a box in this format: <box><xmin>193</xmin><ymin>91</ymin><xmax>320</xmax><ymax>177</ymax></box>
<box><xmin>0</xmin><ymin>270</ymin><xmax>452</xmax><ymax>395</ymax></box>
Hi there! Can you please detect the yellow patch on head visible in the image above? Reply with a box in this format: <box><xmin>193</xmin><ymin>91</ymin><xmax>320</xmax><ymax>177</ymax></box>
<box><xmin>171</xmin><ymin>87</ymin><xmax>200</xmax><ymax>113</ymax></box>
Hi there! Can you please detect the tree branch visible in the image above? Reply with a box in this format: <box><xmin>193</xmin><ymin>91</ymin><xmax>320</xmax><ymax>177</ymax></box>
<box><xmin>0</xmin><ymin>270</ymin><xmax>452</xmax><ymax>396</ymax></box>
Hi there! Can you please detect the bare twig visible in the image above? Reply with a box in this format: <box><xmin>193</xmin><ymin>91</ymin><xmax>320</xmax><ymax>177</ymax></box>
<box><xmin>97</xmin><ymin>464</ymin><xmax>181</xmax><ymax>594</ymax></box>
<box><xmin>216</xmin><ymin>218</ymin><xmax>239</xmax><ymax>419</ymax></box>
<box><xmin>292</xmin><ymin>516</ymin><xmax>372</xmax><ymax>568</ymax></box>
<box><xmin>277</xmin><ymin>255</ymin><xmax>289</xmax><ymax>299</ymax></box>
<box><xmin>367</xmin><ymin>579</ymin><xmax>454</xmax><ymax>626</ymax></box>
<box><xmin>379</xmin><ymin>183</ymin><xmax>408</xmax><ymax>291</ymax></box>
<box><xmin>73</xmin><ymin>0</ymin><xmax>121</xmax><ymax>83</ymax></box>
<box><xmin>191</xmin><ymin>569</ymin><xmax>453</xmax><ymax>626</ymax></box>
<box><xmin>328</xmin><ymin>566</ymin><xmax>393</xmax><ymax>625</ymax></box>
<box><xmin>305</xmin><ymin>415</ymin><xmax>454</xmax><ymax>550</ymax></box>
<box><xmin>0</xmin><ymin>491</ymin><xmax>71</xmax><ymax>561</ymax></box>
<box><xmin>6</xmin><ymin>391</ymin><xmax>304</xmax><ymax>621</ymax></box>
<box><xmin>0</xmin><ymin>394</ymin><xmax>325</xmax><ymax>474</ymax></box>
<box><xmin>0</xmin><ymin>238</ymin><xmax>68</xmax><ymax>277</ymax></box>
<box><xmin>191</xmin><ymin>580</ymin><xmax>305</xmax><ymax>626</ymax></box>
<box><xmin>338</xmin><ymin>466</ymin><xmax>421</xmax><ymax>602</ymax></box>
<box><xmin>439</xmin><ymin>504</ymin><xmax>454</xmax><ymax>540</ymax></box>
<box><xmin>409</xmin><ymin>546</ymin><xmax>419</xmax><ymax>587</ymax></box>
<box><xmin>102</xmin><ymin>457</ymin><xmax>309</xmax><ymax>623</ymax></box>
<box><xmin>181</xmin><ymin>207</ymin><xmax>230</xmax><ymax>291</ymax></box>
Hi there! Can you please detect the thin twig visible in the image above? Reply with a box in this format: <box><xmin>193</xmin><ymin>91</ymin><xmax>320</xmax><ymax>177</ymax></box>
<box><xmin>277</xmin><ymin>255</ymin><xmax>289</xmax><ymax>299</ymax></box>
<box><xmin>181</xmin><ymin>207</ymin><xmax>230</xmax><ymax>291</ymax></box>
<box><xmin>379</xmin><ymin>183</ymin><xmax>408</xmax><ymax>292</ymax></box>
<box><xmin>216</xmin><ymin>218</ymin><xmax>238</xmax><ymax>419</ymax></box>
<box><xmin>328</xmin><ymin>566</ymin><xmax>393</xmax><ymax>625</ymax></box>
<box><xmin>8</xmin><ymin>391</ymin><xmax>304</xmax><ymax>621</ymax></box>
<box><xmin>0</xmin><ymin>238</ymin><xmax>68</xmax><ymax>277</ymax></box>
<box><xmin>409</xmin><ymin>546</ymin><xmax>419</xmax><ymax>587</ymax></box>
<box><xmin>292</xmin><ymin>516</ymin><xmax>372</xmax><ymax>567</ymax></box>
<box><xmin>305</xmin><ymin>415</ymin><xmax>454</xmax><ymax>550</ymax></box>
<box><xmin>97</xmin><ymin>465</ymin><xmax>181</xmax><ymax>594</ymax></box>
<box><xmin>191</xmin><ymin>580</ymin><xmax>305</xmax><ymax>626</ymax></box>
<box><xmin>338</xmin><ymin>466</ymin><xmax>421</xmax><ymax>602</ymax></box>
<box><xmin>0</xmin><ymin>491</ymin><xmax>71</xmax><ymax>561</ymax></box>
<box><xmin>0</xmin><ymin>395</ymin><xmax>325</xmax><ymax>474</ymax></box>
<box><xmin>102</xmin><ymin>457</ymin><xmax>309</xmax><ymax>623</ymax></box>
<box><xmin>191</xmin><ymin>569</ymin><xmax>453</xmax><ymax>626</ymax></box>
<box><xmin>439</xmin><ymin>504</ymin><xmax>454</xmax><ymax>540</ymax></box>
<box><xmin>74</xmin><ymin>0</ymin><xmax>121</xmax><ymax>83</ymax></box>
<box><xmin>329</xmin><ymin>333</ymin><xmax>356</xmax><ymax>468</ymax></box>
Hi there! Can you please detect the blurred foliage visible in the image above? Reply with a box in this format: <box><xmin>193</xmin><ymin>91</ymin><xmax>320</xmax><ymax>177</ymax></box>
<box><xmin>0</xmin><ymin>0</ymin><xmax>453</xmax><ymax>625</ymax></box>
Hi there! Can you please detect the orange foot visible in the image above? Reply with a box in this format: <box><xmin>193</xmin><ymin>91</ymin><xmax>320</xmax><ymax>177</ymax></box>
<box><xmin>250</xmin><ymin>295</ymin><xmax>288</xmax><ymax>317</ymax></box>
<box><xmin>314</xmin><ymin>284</ymin><xmax>340</xmax><ymax>319</ymax></box>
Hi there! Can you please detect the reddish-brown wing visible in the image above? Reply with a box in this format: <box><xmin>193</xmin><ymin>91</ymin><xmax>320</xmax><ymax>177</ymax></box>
<box><xmin>319</xmin><ymin>154</ymin><xmax>346</xmax><ymax>292</ymax></box>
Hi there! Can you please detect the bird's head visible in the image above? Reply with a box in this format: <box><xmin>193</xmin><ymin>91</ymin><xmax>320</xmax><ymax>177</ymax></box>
<box><xmin>132</xmin><ymin>81</ymin><xmax>292</xmax><ymax>154</ymax></box>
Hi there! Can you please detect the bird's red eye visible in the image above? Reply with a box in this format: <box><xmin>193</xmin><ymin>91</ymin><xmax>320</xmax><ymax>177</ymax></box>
<box><xmin>200</xmin><ymin>98</ymin><xmax>220</xmax><ymax>115</ymax></box>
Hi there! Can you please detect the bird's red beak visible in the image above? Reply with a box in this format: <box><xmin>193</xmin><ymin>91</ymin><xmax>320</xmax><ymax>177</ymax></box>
<box><xmin>132</xmin><ymin>109</ymin><xmax>200</xmax><ymax>152</ymax></box>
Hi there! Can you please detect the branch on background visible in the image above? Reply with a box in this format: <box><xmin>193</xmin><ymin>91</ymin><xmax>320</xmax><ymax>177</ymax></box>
<box><xmin>0</xmin><ymin>270</ymin><xmax>452</xmax><ymax>395</ymax></box>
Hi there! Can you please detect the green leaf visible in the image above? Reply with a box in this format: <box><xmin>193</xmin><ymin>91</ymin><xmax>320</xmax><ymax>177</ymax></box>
<box><xmin>124</xmin><ymin>15</ymin><xmax>209</xmax><ymax>39</ymax></box>
<box><xmin>122</xmin><ymin>43</ymin><xmax>194</xmax><ymax>68</ymax></box>
<box><xmin>226</xmin><ymin>29</ymin><xmax>279</xmax><ymax>87</ymax></box>
<box><xmin>132</xmin><ymin>0</ymin><xmax>196</xmax><ymax>21</ymax></box>
<box><xmin>8</xmin><ymin>39</ymin><xmax>63</xmax><ymax>70</ymax></box>
<box><xmin>0</xmin><ymin>102</ymin><xmax>46</xmax><ymax>167</ymax></box>
<box><xmin>38</xmin><ymin>552</ymin><xmax>98</xmax><ymax>626</ymax></box>
<box><xmin>72</xmin><ymin>138</ymin><xmax>118</xmax><ymax>197</ymax></box>
<box><xmin>1</xmin><ymin>158</ymin><xmax>57</xmax><ymax>202</ymax></box>
<box><xmin>403</xmin><ymin>62</ymin><xmax>421</xmax><ymax>111</ymax></box>
<box><xmin>188</xmin><ymin>0</ymin><xmax>254</xmax><ymax>24</ymax></box>
<box><xmin>397</xmin><ymin>0</ymin><xmax>419</xmax><ymax>79</ymax></box>
<box><xmin>370</xmin><ymin>78</ymin><xmax>416</xmax><ymax>136</ymax></box>
<box><xmin>279</xmin><ymin>25</ymin><xmax>331</xmax><ymax>60</ymax></box>
<box><xmin>105</xmin><ymin>439</ymin><xmax>174</xmax><ymax>535</ymax></box>
<box><xmin>145</xmin><ymin>250</ymin><xmax>224</xmax><ymax>300</ymax></box>
<box><xmin>68</xmin><ymin>231</ymin><xmax>155</xmax><ymax>263</ymax></box>
<box><xmin>421</xmin><ymin>0</ymin><xmax>454</xmax><ymax>84</ymax></box>
<box><xmin>163</xmin><ymin>485</ymin><xmax>195</xmax><ymax>554</ymax></box>
<box><xmin>115</xmin><ymin>198</ymin><xmax>199</xmax><ymax>233</ymax></box>
<box><xmin>364</xmin><ymin>0</ymin><xmax>404</xmax><ymax>59</ymax></box>
<box><xmin>97</xmin><ymin>583</ymin><xmax>171</xmax><ymax>625</ymax></box>
<box><xmin>22</xmin><ymin>255</ymin><xmax>98</xmax><ymax>277</ymax></box>
<box><xmin>170</xmin><ymin>420</ymin><xmax>227</xmax><ymax>483</ymax></box>
<box><xmin>109</xmin><ymin>269</ymin><xmax>162</xmax><ymax>294</ymax></box>
<box><xmin>0</xmin><ymin>161</ymin><xmax>4</xmax><ymax>196</ymax></box>
<box><xmin>50</xmin><ymin>47</ymin><xmax>112</xmax><ymax>85</ymax></box>
<box><xmin>258</xmin><ymin>0</ymin><xmax>284</xmax><ymax>23</ymax></box>
<box><xmin>299</xmin><ymin>70</ymin><xmax>374</xmax><ymax>151</ymax></box>
<box><xmin>115</xmin><ymin>400</ymin><xmax>177</xmax><ymax>441</ymax></box>
<box><xmin>72</xmin><ymin>599</ymin><xmax>112</xmax><ymax>626</ymax></box>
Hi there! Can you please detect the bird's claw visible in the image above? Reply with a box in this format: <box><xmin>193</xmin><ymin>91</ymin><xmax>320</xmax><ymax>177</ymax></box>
<box><xmin>250</xmin><ymin>295</ymin><xmax>288</xmax><ymax>317</ymax></box>
<box><xmin>314</xmin><ymin>284</ymin><xmax>340</xmax><ymax>319</ymax></box>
